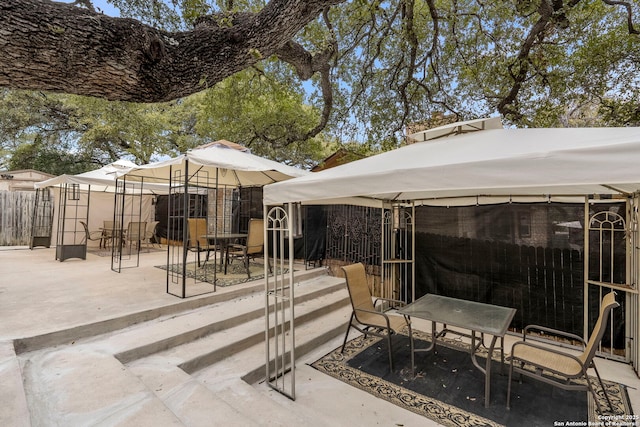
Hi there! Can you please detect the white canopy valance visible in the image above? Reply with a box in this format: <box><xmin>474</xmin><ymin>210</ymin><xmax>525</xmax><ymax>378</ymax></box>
<box><xmin>34</xmin><ymin>159</ymin><xmax>170</xmax><ymax>194</ymax></box>
<box><xmin>264</xmin><ymin>126</ymin><xmax>640</xmax><ymax>206</ymax></box>
<box><xmin>124</xmin><ymin>142</ymin><xmax>307</xmax><ymax>187</ymax></box>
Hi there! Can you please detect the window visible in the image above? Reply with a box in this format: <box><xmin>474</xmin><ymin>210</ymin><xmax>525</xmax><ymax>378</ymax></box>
<box><xmin>518</xmin><ymin>212</ymin><xmax>531</xmax><ymax>238</ymax></box>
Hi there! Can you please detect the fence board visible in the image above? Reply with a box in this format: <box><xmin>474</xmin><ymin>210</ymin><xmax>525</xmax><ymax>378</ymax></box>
<box><xmin>411</xmin><ymin>233</ymin><xmax>586</xmax><ymax>336</ymax></box>
<box><xmin>0</xmin><ymin>191</ymin><xmax>36</xmax><ymax>246</ymax></box>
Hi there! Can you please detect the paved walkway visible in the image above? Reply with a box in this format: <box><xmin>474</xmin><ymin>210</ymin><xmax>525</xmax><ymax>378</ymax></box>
<box><xmin>0</xmin><ymin>246</ymin><xmax>193</xmax><ymax>341</ymax></box>
<box><xmin>1</xmin><ymin>246</ymin><xmax>639</xmax><ymax>426</ymax></box>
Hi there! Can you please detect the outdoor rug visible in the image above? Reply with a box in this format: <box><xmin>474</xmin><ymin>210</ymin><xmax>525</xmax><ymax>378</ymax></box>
<box><xmin>311</xmin><ymin>329</ymin><xmax>633</xmax><ymax>427</ymax></box>
<box><xmin>156</xmin><ymin>261</ymin><xmax>278</xmax><ymax>287</ymax></box>
<box><xmin>87</xmin><ymin>246</ymin><xmax>165</xmax><ymax>257</ymax></box>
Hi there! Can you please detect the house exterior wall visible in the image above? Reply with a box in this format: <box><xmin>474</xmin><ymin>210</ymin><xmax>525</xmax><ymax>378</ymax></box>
<box><xmin>0</xmin><ymin>170</ymin><xmax>55</xmax><ymax>192</ymax></box>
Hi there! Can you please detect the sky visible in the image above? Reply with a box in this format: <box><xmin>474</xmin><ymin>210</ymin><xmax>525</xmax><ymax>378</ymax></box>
<box><xmin>60</xmin><ymin>0</ymin><xmax>120</xmax><ymax>17</ymax></box>
<box><xmin>93</xmin><ymin>1</ymin><xmax>120</xmax><ymax>17</ymax></box>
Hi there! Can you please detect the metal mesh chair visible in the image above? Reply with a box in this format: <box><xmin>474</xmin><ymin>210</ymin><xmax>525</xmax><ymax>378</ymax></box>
<box><xmin>340</xmin><ymin>262</ymin><xmax>410</xmax><ymax>371</ymax></box>
<box><xmin>143</xmin><ymin>220</ymin><xmax>160</xmax><ymax>250</ymax></box>
<box><xmin>507</xmin><ymin>291</ymin><xmax>619</xmax><ymax>413</ymax></box>
<box><xmin>79</xmin><ymin>221</ymin><xmax>103</xmax><ymax>246</ymax></box>
<box><xmin>102</xmin><ymin>220</ymin><xmax>122</xmax><ymax>248</ymax></box>
<box><xmin>187</xmin><ymin>218</ymin><xmax>217</xmax><ymax>267</ymax></box>
<box><xmin>226</xmin><ymin>218</ymin><xmax>267</xmax><ymax>278</ymax></box>
<box><xmin>124</xmin><ymin>221</ymin><xmax>146</xmax><ymax>251</ymax></box>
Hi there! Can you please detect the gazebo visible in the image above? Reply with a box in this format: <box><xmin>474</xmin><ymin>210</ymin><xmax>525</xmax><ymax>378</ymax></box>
<box><xmin>123</xmin><ymin>140</ymin><xmax>307</xmax><ymax>298</ymax></box>
<box><xmin>262</xmin><ymin>119</ymin><xmax>640</xmax><ymax>398</ymax></box>
<box><xmin>34</xmin><ymin>159</ymin><xmax>168</xmax><ymax>266</ymax></box>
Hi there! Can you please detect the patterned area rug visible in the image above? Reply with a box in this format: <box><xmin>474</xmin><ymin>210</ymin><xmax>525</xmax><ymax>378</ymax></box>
<box><xmin>156</xmin><ymin>261</ymin><xmax>275</xmax><ymax>287</ymax></box>
<box><xmin>312</xmin><ymin>330</ymin><xmax>633</xmax><ymax>427</ymax></box>
<box><xmin>87</xmin><ymin>245</ymin><xmax>165</xmax><ymax>257</ymax></box>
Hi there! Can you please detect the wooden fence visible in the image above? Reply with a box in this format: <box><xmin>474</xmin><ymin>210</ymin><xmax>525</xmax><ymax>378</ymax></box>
<box><xmin>0</xmin><ymin>191</ymin><xmax>36</xmax><ymax>246</ymax></box>
<box><xmin>416</xmin><ymin>232</ymin><xmax>585</xmax><ymax>336</ymax></box>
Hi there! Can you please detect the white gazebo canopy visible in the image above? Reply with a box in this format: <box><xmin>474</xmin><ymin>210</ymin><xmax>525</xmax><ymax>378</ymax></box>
<box><xmin>32</xmin><ymin>159</ymin><xmax>166</xmax><ymax>251</ymax></box>
<box><xmin>124</xmin><ymin>141</ymin><xmax>307</xmax><ymax>186</ymax></box>
<box><xmin>35</xmin><ymin>159</ymin><xmax>169</xmax><ymax>194</ymax></box>
<box><xmin>262</xmin><ymin>122</ymin><xmax>640</xmax><ymax>398</ymax></box>
<box><xmin>264</xmin><ymin>126</ymin><xmax>640</xmax><ymax>207</ymax></box>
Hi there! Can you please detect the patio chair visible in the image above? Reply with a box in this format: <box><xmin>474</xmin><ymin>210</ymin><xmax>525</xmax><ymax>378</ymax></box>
<box><xmin>340</xmin><ymin>262</ymin><xmax>410</xmax><ymax>371</ymax></box>
<box><xmin>79</xmin><ymin>221</ymin><xmax>104</xmax><ymax>246</ymax></box>
<box><xmin>187</xmin><ymin>218</ymin><xmax>217</xmax><ymax>267</ymax></box>
<box><xmin>507</xmin><ymin>291</ymin><xmax>619</xmax><ymax>413</ymax></box>
<box><xmin>226</xmin><ymin>218</ymin><xmax>268</xmax><ymax>278</ymax></box>
<box><xmin>124</xmin><ymin>221</ymin><xmax>146</xmax><ymax>251</ymax></box>
<box><xmin>102</xmin><ymin>220</ymin><xmax>122</xmax><ymax>248</ymax></box>
<box><xmin>143</xmin><ymin>220</ymin><xmax>160</xmax><ymax>250</ymax></box>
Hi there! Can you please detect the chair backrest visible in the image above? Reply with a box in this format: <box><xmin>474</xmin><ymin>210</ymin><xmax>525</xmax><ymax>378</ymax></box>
<box><xmin>580</xmin><ymin>291</ymin><xmax>619</xmax><ymax>365</ymax></box>
<box><xmin>187</xmin><ymin>218</ymin><xmax>208</xmax><ymax>248</ymax></box>
<box><xmin>245</xmin><ymin>218</ymin><xmax>264</xmax><ymax>255</ymax></box>
<box><xmin>79</xmin><ymin>221</ymin><xmax>100</xmax><ymax>242</ymax></box>
<box><xmin>127</xmin><ymin>221</ymin><xmax>146</xmax><ymax>240</ymax></box>
<box><xmin>341</xmin><ymin>263</ymin><xmax>376</xmax><ymax>316</ymax></box>
<box><xmin>103</xmin><ymin>220</ymin><xmax>121</xmax><ymax>236</ymax></box>
<box><xmin>79</xmin><ymin>221</ymin><xmax>90</xmax><ymax>239</ymax></box>
<box><xmin>146</xmin><ymin>220</ymin><xmax>159</xmax><ymax>238</ymax></box>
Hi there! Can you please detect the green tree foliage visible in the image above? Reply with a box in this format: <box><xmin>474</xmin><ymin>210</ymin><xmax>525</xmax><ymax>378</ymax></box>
<box><xmin>191</xmin><ymin>64</ymin><xmax>336</xmax><ymax>168</ymax></box>
<box><xmin>2</xmin><ymin>0</ymin><xmax>639</xmax><ymax>174</ymax></box>
<box><xmin>325</xmin><ymin>0</ymin><xmax>640</xmax><ymax>142</ymax></box>
<box><xmin>0</xmin><ymin>66</ymin><xmax>334</xmax><ymax>172</ymax></box>
<box><xmin>0</xmin><ymin>89</ymin><xmax>190</xmax><ymax>170</ymax></box>
<box><xmin>8</xmin><ymin>134</ymin><xmax>95</xmax><ymax>175</ymax></box>
<box><xmin>0</xmin><ymin>89</ymin><xmax>95</xmax><ymax>173</ymax></box>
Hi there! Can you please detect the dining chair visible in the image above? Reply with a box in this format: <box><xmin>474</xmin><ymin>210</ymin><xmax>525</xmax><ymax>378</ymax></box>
<box><xmin>143</xmin><ymin>220</ymin><xmax>160</xmax><ymax>250</ymax></box>
<box><xmin>102</xmin><ymin>220</ymin><xmax>122</xmax><ymax>248</ymax></box>
<box><xmin>187</xmin><ymin>218</ymin><xmax>217</xmax><ymax>267</ymax></box>
<box><xmin>340</xmin><ymin>262</ymin><xmax>410</xmax><ymax>371</ymax></box>
<box><xmin>79</xmin><ymin>221</ymin><xmax>104</xmax><ymax>246</ymax></box>
<box><xmin>124</xmin><ymin>221</ymin><xmax>146</xmax><ymax>251</ymax></box>
<box><xmin>226</xmin><ymin>218</ymin><xmax>267</xmax><ymax>278</ymax></box>
<box><xmin>507</xmin><ymin>291</ymin><xmax>619</xmax><ymax>413</ymax></box>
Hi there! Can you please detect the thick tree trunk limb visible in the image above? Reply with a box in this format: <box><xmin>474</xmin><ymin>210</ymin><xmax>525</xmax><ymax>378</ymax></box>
<box><xmin>0</xmin><ymin>0</ymin><xmax>343</xmax><ymax>102</ymax></box>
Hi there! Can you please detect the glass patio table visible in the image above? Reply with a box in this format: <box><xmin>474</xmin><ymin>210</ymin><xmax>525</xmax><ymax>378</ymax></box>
<box><xmin>397</xmin><ymin>294</ymin><xmax>516</xmax><ymax>407</ymax></box>
<box><xmin>202</xmin><ymin>233</ymin><xmax>247</xmax><ymax>273</ymax></box>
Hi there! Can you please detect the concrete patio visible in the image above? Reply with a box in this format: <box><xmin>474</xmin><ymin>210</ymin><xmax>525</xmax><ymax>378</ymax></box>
<box><xmin>1</xmin><ymin>246</ymin><xmax>638</xmax><ymax>426</ymax></box>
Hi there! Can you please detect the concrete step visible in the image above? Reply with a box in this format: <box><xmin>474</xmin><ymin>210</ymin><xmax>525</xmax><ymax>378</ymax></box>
<box><xmin>178</xmin><ymin>280</ymin><xmax>348</xmax><ymax>375</ymax></box>
<box><xmin>103</xmin><ymin>274</ymin><xmax>346</xmax><ymax>365</ymax></box>
<box><xmin>125</xmin><ymin>361</ymin><xmax>258</xmax><ymax>427</ymax></box>
<box><xmin>198</xmin><ymin>309</ymin><xmax>351</xmax><ymax>426</ymax></box>
<box><xmin>14</xmin><ymin>266</ymin><xmax>330</xmax><ymax>354</ymax></box>
<box><xmin>121</xmin><ymin>275</ymin><xmax>348</xmax><ymax>374</ymax></box>
<box><xmin>213</xmin><ymin>379</ymin><xmax>318</xmax><ymax>426</ymax></box>
<box><xmin>17</xmin><ymin>269</ymin><xmax>350</xmax><ymax>426</ymax></box>
<box><xmin>195</xmin><ymin>303</ymin><xmax>351</xmax><ymax>386</ymax></box>
<box><xmin>128</xmin><ymin>359</ymin><xmax>308</xmax><ymax>427</ymax></box>
<box><xmin>127</xmin><ymin>297</ymin><xmax>351</xmax><ymax>426</ymax></box>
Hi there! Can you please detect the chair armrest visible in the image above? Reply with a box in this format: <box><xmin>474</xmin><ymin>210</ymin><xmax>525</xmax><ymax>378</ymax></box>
<box><xmin>354</xmin><ymin>307</ymin><xmax>392</xmax><ymax>329</ymax></box>
<box><xmin>511</xmin><ymin>340</ymin><xmax>587</xmax><ymax>372</ymax></box>
<box><xmin>523</xmin><ymin>324</ymin><xmax>586</xmax><ymax>346</ymax></box>
<box><xmin>227</xmin><ymin>243</ymin><xmax>247</xmax><ymax>255</ymax></box>
<box><xmin>373</xmin><ymin>297</ymin><xmax>406</xmax><ymax>310</ymax></box>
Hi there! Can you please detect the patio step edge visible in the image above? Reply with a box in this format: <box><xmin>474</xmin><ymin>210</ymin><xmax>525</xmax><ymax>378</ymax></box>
<box><xmin>128</xmin><ymin>360</ymin><xmax>310</xmax><ymax>427</ymax></box>
<box><xmin>242</xmin><ymin>308</ymin><xmax>350</xmax><ymax>384</ymax></box>
<box><xmin>115</xmin><ymin>275</ymin><xmax>346</xmax><ymax>365</ymax></box>
<box><xmin>13</xmin><ymin>266</ymin><xmax>330</xmax><ymax>354</ymax></box>
<box><xmin>129</xmin><ymin>364</ymin><xmax>259</xmax><ymax>427</ymax></box>
<box><xmin>177</xmin><ymin>289</ymin><xmax>350</xmax><ymax>374</ymax></box>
